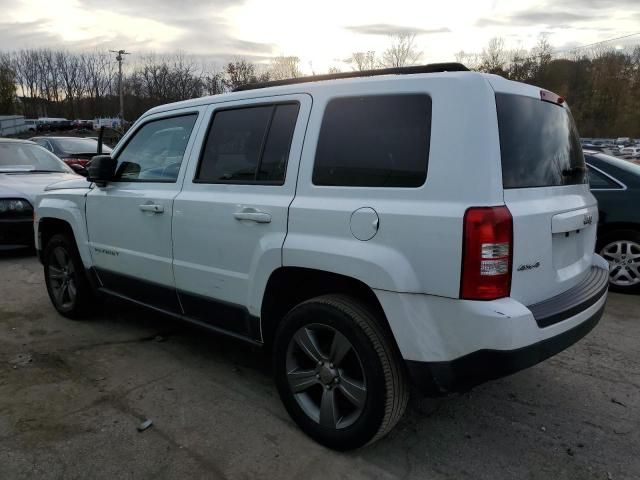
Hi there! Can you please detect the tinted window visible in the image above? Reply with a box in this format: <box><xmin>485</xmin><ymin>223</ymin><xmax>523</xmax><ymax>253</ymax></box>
<box><xmin>33</xmin><ymin>139</ymin><xmax>53</xmax><ymax>152</ymax></box>
<box><xmin>258</xmin><ymin>104</ymin><xmax>299</xmax><ymax>182</ymax></box>
<box><xmin>115</xmin><ymin>114</ymin><xmax>197</xmax><ymax>182</ymax></box>
<box><xmin>53</xmin><ymin>138</ymin><xmax>112</xmax><ymax>154</ymax></box>
<box><xmin>196</xmin><ymin>103</ymin><xmax>299</xmax><ymax>184</ymax></box>
<box><xmin>313</xmin><ymin>95</ymin><xmax>431</xmax><ymax>187</ymax></box>
<box><xmin>496</xmin><ymin>93</ymin><xmax>586</xmax><ymax>188</ymax></box>
<box><xmin>587</xmin><ymin>166</ymin><xmax>621</xmax><ymax>189</ymax></box>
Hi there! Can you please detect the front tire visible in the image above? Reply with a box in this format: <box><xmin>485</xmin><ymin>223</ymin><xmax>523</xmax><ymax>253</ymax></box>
<box><xmin>273</xmin><ymin>294</ymin><xmax>408</xmax><ymax>450</ymax></box>
<box><xmin>598</xmin><ymin>229</ymin><xmax>640</xmax><ymax>294</ymax></box>
<box><xmin>43</xmin><ymin>233</ymin><xmax>93</xmax><ymax>318</ymax></box>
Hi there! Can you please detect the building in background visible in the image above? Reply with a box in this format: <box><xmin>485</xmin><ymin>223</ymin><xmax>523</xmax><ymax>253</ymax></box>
<box><xmin>0</xmin><ymin>115</ymin><xmax>29</xmax><ymax>136</ymax></box>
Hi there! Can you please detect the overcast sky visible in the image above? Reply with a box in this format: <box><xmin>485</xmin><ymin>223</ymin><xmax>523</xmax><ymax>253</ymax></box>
<box><xmin>1</xmin><ymin>0</ymin><xmax>639</xmax><ymax>72</ymax></box>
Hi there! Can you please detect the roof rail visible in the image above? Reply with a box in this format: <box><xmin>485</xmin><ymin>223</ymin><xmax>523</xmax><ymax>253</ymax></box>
<box><xmin>233</xmin><ymin>62</ymin><xmax>469</xmax><ymax>92</ymax></box>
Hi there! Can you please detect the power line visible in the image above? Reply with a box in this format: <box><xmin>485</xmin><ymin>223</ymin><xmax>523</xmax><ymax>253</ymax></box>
<box><xmin>553</xmin><ymin>31</ymin><xmax>640</xmax><ymax>55</ymax></box>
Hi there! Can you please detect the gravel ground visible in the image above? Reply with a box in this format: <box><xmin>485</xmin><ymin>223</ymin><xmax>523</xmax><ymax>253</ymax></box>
<box><xmin>1</xmin><ymin>251</ymin><xmax>638</xmax><ymax>480</ymax></box>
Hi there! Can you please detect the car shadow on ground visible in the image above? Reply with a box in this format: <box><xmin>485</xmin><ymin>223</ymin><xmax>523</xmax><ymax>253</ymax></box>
<box><xmin>0</xmin><ymin>247</ymin><xmax>36</xmax><ymax>259</ymax></box>
<box><xmin>89</xmin><ymin>298</ymin><xmax>625</xmax><ymax>479</ymax></box>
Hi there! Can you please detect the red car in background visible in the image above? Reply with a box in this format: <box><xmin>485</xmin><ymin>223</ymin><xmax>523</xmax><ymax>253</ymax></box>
<box><xmin>29</xmin><ymin>137</ymin><xmax>112</xmax><ymax>170</ymax></box>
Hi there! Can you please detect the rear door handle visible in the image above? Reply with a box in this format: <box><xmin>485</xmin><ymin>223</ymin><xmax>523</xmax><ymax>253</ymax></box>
<box><xmin>139</xmin><ymin>204</ymin><xmax>164</xmax><ymax>213</ymax></box>
<box><xmin>233</xmin><ymin>208</ymin><xmax>271</xmax><ymax>223</ymax></box>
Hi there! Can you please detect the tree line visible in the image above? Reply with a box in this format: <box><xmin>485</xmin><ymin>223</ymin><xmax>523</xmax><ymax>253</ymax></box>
<box><xmin>1</xmin><ymin>34</ymin><xmax>639</xmax><ymax>137</ymax></box>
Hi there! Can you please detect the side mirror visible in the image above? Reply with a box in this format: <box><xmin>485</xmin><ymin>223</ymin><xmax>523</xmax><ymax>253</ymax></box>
<box><xmin>69</xmin><ymin>164</ymin><xmax>88</xmax><ymax>177</ymax></box>
<box><xmin>87</xmin><ymin>155</ymin><xmax>117</xmax><ymax>186</ymax></box>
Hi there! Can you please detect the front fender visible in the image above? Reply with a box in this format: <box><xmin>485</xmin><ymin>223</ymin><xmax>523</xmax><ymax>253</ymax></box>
<box><xmin>36</xmin><ymin>194</ymin><xmax>91</xmax><ymax>268</ymax></box>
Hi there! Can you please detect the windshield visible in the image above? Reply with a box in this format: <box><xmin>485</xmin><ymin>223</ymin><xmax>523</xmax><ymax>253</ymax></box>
<box><xmin>54</xmin><ymin>137</ymin><xmax>112</xmax><ymax>154</ymax></box>
<box><xmin>496</xmin><ymin>93</ymin><xmax>586</xmax><ymax>189</ymax></box>
<box><xmin>0</xmin><ymin>142</ymin><xmax>73</xmax><ymax>173</ymax></box>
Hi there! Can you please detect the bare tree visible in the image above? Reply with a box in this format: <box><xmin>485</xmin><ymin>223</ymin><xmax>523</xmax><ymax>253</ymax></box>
<box><xmin>223</xmin><ymin>59</ymin><xmax>268</xmax><ymax>90</ymax></box>
<box><xmin>454</xmin><ymin>50</ymin><xmax>482</xmax><ymax>70</ymax></box>
<box><xmin>56</xmin><ymin>50</ymin><xmax>85</xmax><ymax>117</ymax></box>
<box><xmin>480</xmin><ymin>37</ymin><xmax>507</xmax><ymax>74</ymax></box>
<box><xmin>83</xmin><ymin>51</ymin><xmax>115</xmax><ymax>100</ymax></box>
<box><xmin>269</xmin><ymin>56</ymin><xmax>302</xmax><ymax>80</ymax></box>
<box><xmin>381</xmin><ymin>33</ymin><xmax>422</xmax><ymax>68</ymax></box>
<box><xmin>349</xmin><ymin>51</ymin><xmax>378</xmax><ymax>71</ymax></box>
<box><xmin>203</xmin><ymin>71</ymin><xmax>225</xmax><ymax>95</ymax></box>
<box><xmin>0</xmin><ymin>53</ymin><xmax>16</xmax><ymax>113</ymax></box>
<box><xmin>532</xmin><ymin>34</ymin><xmax>553</xmax><ymax>68</ymax></box>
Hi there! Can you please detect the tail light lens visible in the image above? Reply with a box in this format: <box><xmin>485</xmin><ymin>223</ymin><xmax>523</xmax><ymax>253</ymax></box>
<box><xmin>63</xmin><ymin>158</ymin><xmax>89</xmax><ymax>166</ymax></box>
<box><xmin>461</xmin><ymin>206</ymin><xmax>513</xmax><ymax>300</ymax></box>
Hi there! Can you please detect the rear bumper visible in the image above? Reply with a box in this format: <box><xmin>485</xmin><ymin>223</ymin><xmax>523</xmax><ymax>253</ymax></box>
<box><xmin>0</xmin><ymin>219</ymin><xmax>34</xmax><ymax>250</ymax></box>
<box><xmin>374</xmin><ymin>263</ymin><xmax>609</xmax><ymax>395</ymax></box>
<box><xmin>406</xmin><ymin>300</ymin><xmax>605</xmax><ymax>394</ymax></box>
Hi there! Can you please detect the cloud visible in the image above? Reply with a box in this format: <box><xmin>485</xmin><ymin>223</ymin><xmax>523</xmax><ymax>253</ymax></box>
<box><xmin>0</xmin><ymin>0</ymin><xmax>272</xmax><ymax>65</ymax></box>
<box><xmin>0</xmin><ymin>20</ymin><xmax>78</xmax><ymax>50</ymax></box>
<box><xmin>77</xmin><ymin>0</ymin><xmax>244</xmax><ymax>24</ymax></box>
<box><xmin>476</xmin><ymin>10</ymin><xmax>593</xmax><ymax>27</ymax></box>
<box><xmin>475</xmin><ymin>0</ymin><xmax>639</xmax><ymax>29</ymax></box>
<box><xmin>345</xmin><ymin>24</ymin><xmax>450</xmax><ymax>36</ymax></box>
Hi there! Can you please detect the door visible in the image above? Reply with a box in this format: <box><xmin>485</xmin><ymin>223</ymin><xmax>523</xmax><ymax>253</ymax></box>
<box><xmin>86</xmin><ymin>111</ymin><xmax>201</xmax><ymax>311</ymax></box>
<box><xmin>172</xmin><ymin>95</ymin><xmax>311</xmax><ymax>337</ymax></box>
<box><xmin>492</xmin><ymin>89</ymin><xmax>598</xmax><ymax>306</ymax></box>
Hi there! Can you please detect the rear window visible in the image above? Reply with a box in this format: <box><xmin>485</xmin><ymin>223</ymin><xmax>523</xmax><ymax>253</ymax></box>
<box><xmin>496</xmin><ymin>93</ymin><xmax>586</xmax><ymax>189</ymax></box>
<box><xmin>55</xmin><ymin>138</ymin><xmax>112</xmax><ymax>154</ymax></box>
<box><xmin>313</xmin><ymin>94</ymin><xmax>431</xmax><ymax>187</ymax></box>
<box><xmin>196</xmin><ymin>103</ymin><xmax>299</xmax><ymax>184</ymax></box>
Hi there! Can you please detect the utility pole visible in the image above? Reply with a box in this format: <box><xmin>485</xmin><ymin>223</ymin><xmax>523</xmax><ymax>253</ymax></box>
<box><xmin>110</xmin><ymin>49</ymin><xmax>130</xmax><ymax>125</ymax></box>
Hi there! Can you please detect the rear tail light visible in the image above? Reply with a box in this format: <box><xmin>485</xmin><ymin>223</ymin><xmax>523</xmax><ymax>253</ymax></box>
<box><xmin>540</xmin><ymin>89</ymin><xmax>565</xmax><ymax>105</ymax></box>
<box><xmin>63</xmin><ymin>158</ymin><xmax>88</xmax><ymax>167</ymax></box>
<box><xmin>460</xmin><ymin>206</ymin><xmax>513</xmax><ymax>300</ymax></box>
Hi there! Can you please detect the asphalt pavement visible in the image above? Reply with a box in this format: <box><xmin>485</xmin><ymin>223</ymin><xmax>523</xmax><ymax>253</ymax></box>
<box><xmin>1</xmin><ymin>251</ymin><xmax>638</xmax><ymax>479</ymax></box>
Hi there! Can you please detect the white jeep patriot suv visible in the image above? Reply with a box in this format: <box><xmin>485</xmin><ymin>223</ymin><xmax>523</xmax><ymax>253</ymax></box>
<box><xmin>34</xmin><ymin>63</ymin><xmax>609</xmax><ymax>450</ymax></box>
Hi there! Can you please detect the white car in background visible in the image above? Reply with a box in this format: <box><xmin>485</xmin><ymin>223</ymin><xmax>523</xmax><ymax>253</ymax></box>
<box><xmin>0</xmin><ymin>138</ymin><xmax>78</xmax><ymax>249</ymax></box>
<box><xmin>620</xmin><ymin>146</ymin><xmax>640</xmax><ymax>159</ymax></box>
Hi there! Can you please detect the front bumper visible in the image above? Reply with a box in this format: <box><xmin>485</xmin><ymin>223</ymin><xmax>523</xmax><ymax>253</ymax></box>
<box><xmin>0</xmin><ymin>219</ymin><xmax>34</xmax><ymax>250</ymax></box>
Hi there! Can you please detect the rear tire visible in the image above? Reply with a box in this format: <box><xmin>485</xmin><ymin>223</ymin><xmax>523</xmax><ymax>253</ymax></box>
<box><xmin>597</xmin><ymin>229</ymin><xmax>640</xmax><ymax>294</ymax></box>
<box><xmin>273</xmin><ymin>294</ymin><xmax>408</xmax><ymax>450</ymax></box>
<box><xmin>43</xmin><ymin>233</ymin><xmax>94</xmax><ymax>318</ymax></box>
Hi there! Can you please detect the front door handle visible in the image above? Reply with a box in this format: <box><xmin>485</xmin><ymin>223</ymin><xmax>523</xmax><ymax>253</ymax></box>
<box><xmin>233</xmin><ymin>207</ymin><xmax>271</xmax><ymax>223</ymax></box>
<box><xmin>139</xmin><ymin>204</ymin><xmax>164</xmax><ymax>213</ymax></box>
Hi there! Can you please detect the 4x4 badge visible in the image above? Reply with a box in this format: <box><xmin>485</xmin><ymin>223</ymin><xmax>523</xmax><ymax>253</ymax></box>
<box><xmin>517</xmin><ymin>262</ymin><xmax>540</xmax><ymax>272</ymax></box>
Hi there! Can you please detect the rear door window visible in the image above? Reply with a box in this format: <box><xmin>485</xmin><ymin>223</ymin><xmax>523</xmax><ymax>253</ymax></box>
<box><xmin>313</xmin><ymin>94</ymin><xmax>431</xmax><ymax>187</ymax></box>
<box><xmin>196</xmin><ymin>103</ymin><xmax>299</xmax><ymax>184</ymax></box>
<box><xmin>586</xmin><ymin>165</ymin><xmax>622</xmax><ymax>190</ymax></box>
<box><xmin>496</xmin><ymin>93</ymin><xmax>586</xmax><ymax>189</ymax></box>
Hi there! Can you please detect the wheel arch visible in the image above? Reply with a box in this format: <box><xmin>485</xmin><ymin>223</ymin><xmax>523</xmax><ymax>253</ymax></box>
<box><xmin>260</xmin><ymin>267</ymin><xmax>399</xmax><ymax>353</ymax></box>
<box><xmin>597</xmin><ymin>222</ymin><xmax>640</xmax><ymax>246</ymax></box>
<box><xmin>37</xmin><ymin>212</ymin><xmax>90</xmax><ymax>267</ymax></box>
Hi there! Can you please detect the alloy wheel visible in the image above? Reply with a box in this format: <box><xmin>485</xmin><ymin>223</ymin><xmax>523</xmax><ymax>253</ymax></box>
<box><xmin>285</xmin><ymin>323</ymin><xmax>367</xmax><ymax>429</ymax></box>
<box><xmin>600</xmin><ymin>240</ymin><xmax>640</xmax><ymax>286</ymax></box>
<box><xmin>48</xmin><ymin>246</ymin><xmax>77</xmax><ymax>309</ymax></box>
